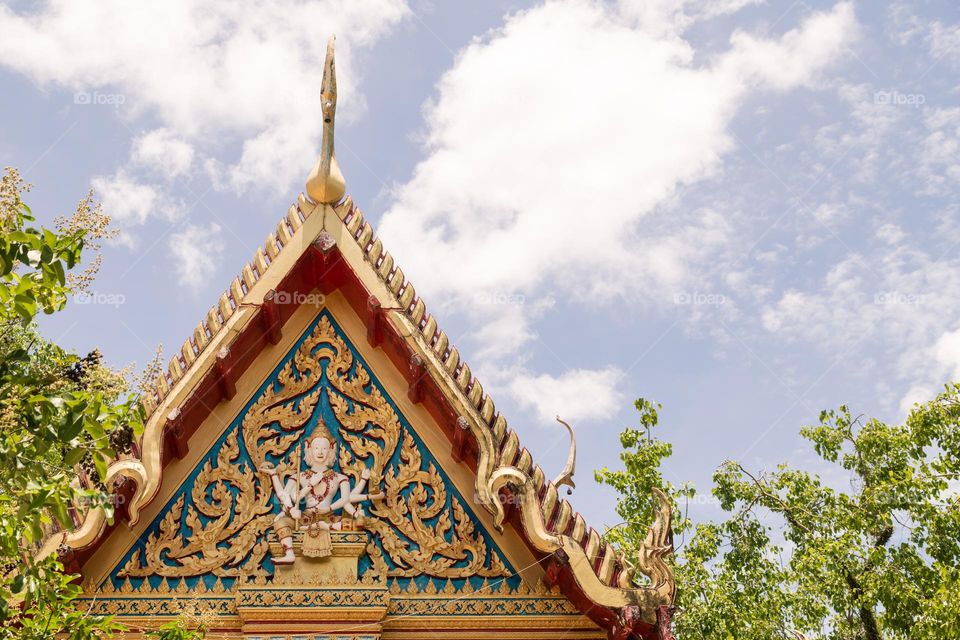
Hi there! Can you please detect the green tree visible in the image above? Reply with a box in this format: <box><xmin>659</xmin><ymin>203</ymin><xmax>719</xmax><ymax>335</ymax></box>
<box><xmin>146</xmin><ymin>619</ymin><xmax>208</xmax><ymax>639</ymax></box>
<box><xmin>596</xmin><ymin>392</ymin><xmax>960</xmax><ymax>639</ymax></box>
<box><xmin>0</xmin><ymin>168</ymin><xmax>202</xmax><ymax>639</ymax></box>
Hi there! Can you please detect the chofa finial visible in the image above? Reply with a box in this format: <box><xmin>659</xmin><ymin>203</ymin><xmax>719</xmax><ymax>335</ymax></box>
<box><xmin>552</xmin><ymin>416</ymin><xmax>577</xmax><ymax>494</ymax></box>
<box><xmin>306</xmin><ymin>34</ymin><xmax>346</xmax><ymax>205</ymax></box>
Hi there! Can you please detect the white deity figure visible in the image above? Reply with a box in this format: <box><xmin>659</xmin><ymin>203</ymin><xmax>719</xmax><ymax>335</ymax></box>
<box><xmin>262</xmin><ymin>420</ymin><xmax>382</xmax><ymax>565</ymax></box>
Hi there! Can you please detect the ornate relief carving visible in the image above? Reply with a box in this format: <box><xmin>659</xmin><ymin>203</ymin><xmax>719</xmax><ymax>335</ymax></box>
<box><xmin>85</xmin><ymin>573</ymin><xmax>579</xmax><ymax>619</ymax></box>
<box><xmin>363</xmin><ymin>431</ymin><xmax>507</xmax><ymax>579</ymax></box>
<box><xmin>112</xmin><ymin>313</ymin><xmax>509</xmax><ymax>589</ymax></box>
<box><xmin>119</xmin><ymin>431</ymin><xmax>273</xmax><ymax>580</ymax></box>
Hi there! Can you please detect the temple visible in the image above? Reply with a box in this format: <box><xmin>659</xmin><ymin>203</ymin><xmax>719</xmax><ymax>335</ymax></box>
<box><xmin>38</xmin><ymin>37</ymin><xmax>675</xmax><ymax>640</ymax></box>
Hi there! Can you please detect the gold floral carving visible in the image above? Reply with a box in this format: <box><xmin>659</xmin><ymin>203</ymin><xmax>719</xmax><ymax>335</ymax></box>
<box><xmin>119</xmin><ymin>431</ymin><xmax>273</xmax><ymax>580</ymax></box>
<box><xmin>363</xmin><ymin>432</ymin><xmax>506</xmax><ymax>578</ymax></box>
<box><xmin>116</xmin><ymin>314</ymin><xmax>507</xmax><ymax>583</ymax></box>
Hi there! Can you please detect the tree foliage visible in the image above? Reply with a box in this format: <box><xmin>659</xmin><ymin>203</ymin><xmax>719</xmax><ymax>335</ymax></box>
<box><xmin>0</xmin><ymin>168</ymin><xmax>201</xmax><ymax>638</ymax></box>
<box><xmin>596</xmin><ymin>392</ymin><xmax>960</xmax><ymax>639</ymax></box>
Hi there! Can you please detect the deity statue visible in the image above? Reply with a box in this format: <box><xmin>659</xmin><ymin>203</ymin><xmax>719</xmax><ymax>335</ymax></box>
<box><xmin>262</xmin><ymin>419</ymin><xmax>383</xmax><ymax>565</ymax></box>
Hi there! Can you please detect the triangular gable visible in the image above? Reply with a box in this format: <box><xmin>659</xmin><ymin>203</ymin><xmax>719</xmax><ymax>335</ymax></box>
<box><xmin>39</xmin><ymin>194</ymin><xmax>675</xmax><ymax>639</ymax></box>
<box><xmin>39</xmin><ymin>193</ymin><xmax>676</xmax><ymax>638</ymax></box>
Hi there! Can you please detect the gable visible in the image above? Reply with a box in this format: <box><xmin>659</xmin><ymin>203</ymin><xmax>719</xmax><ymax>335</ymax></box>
<box><xmin>49</xmin><ymin>195</ymin><xmax>675</xmax><ymax>639</ymax></box>
<box><xmin>102</xmin><ymin>308</ymin><xmax>517</xmax><ymax>593</ymax></box>
<box><xmin>53</xmin><ymin>197</ymin><xmax>675</xmax><ymax>638</ymax></box>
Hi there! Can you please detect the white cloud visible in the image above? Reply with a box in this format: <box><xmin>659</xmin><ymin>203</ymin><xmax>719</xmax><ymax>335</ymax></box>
<box><xmin>876</xmin><ymin>223</ymin><xmax>905</xmax><ymax>244</ymax></box>
<box><xmin>91</xmin><ymin>170</ymin><xmax>185</xmax><ymax>246</ymax></box>
<box><xmin>813</xmin><ymin>202</ymin><xmax>850</xmax><ymax>224</ymax></box>
<box><xmin>509</xmin><ymin>367</ymin><xmax>625</xmax><ymax>424</ymax></box>
<box><xmin>933</xmin><ymin>328</ymin><xmax>960</xmax><ymax>380</ymax></box>
<box><xmin>917</xmin><ymin>107</ymin><xmax>960</xmax><ymax>195</ymax></box>
<box><xmin>377</xmin><ymin>0</ymin><xmax>856</xmax><ymax>370</ymax></box>
<box><xmin>899</xmin><ymin>385</ymin><xmax>933</xmax><ymax>416</ymax></box>
<box><xmin>167</xmin><ymin>222</ymin><xmax>226</xmax><ymax>291</ymax></box>
<box><xmin>758</xmin><ymin>239</ymin><xmax>960</xmax><ymax>414</ymax></box>
<box><xmin>898</xmin><ymin>328</ymin><xmax>960</xmax><ymax>414</ymax></box>
<box><xmin>927</xmin><ymin>20</ymin><xmax>960</xmax><ymax>66</ymax></box>
<box><xmin>615</xmin><ymin>0</ymin><xmax>764</xmax><ymax>37</ymax></box>
<box><xmin>761</xmin><ymin>249</ymin><xmax>945</xmax><ymax>344</ymax></box>
<box><xmin>720</xmin><ymin>2</ymin><xmax>857</xmax><ymax>90</ymax></box>
<box><xmin>467</xmin><ymin>301</ymin><xmax>539</xmax><ymax>362</ymax></box>
<box><xmin>132</xmin><ymin>128</ymin><xmax>195</xmax><ymax>179</ymax></box>
<box><xmin>887</xmin><ymin>7</ymin><xmax>960</xmax><ymax>67</ymax></box>
<box><xmin>0</xmin><ymin>0</ymin><xmax>409</xmax><ymax>194</ymax></box>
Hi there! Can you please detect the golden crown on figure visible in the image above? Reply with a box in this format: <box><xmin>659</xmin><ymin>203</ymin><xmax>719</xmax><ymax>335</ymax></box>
<box><xmin>303</xmin><ymin>418</ymin><xmax>337</xmax><ymax>468</ymax></box>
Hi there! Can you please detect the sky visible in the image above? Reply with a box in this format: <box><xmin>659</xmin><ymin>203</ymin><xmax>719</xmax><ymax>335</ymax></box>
<box><xmin>1</xmin><ymin>0</ymin><xmax>958</xmax><ymax>531</ymax></box>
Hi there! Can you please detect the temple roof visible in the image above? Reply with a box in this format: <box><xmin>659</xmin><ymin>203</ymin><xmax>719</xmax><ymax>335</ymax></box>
<box><xmin>39</xmin><ymin>38</ymin><xmax>674</xmax><ymax>640</ymax></box>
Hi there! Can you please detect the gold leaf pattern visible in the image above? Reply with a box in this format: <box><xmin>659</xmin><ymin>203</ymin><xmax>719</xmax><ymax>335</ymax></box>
<box><xmin>114</xmin><ymin>313</ymin><xmax>508</xmax><ymax>584</ymax></box>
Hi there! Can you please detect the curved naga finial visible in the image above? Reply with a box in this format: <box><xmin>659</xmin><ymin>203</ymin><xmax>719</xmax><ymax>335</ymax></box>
<box><xmin>35</xmin><ymin>458</ymin><xmax>148</xmax><ymax>561</ymax></box>
<box><xmin>553</xmin><ymin>416</ymin><xmax>577</xmax><ymax>494</ymax></box>
<box><xmin>487</xmin><ymin>466</ymin><xmax>674</xmax><ymax>623</ymax></box>
<box><xmin>306</xmin><ymin>34</ymin><xmax>347</xmax><ymax>205</ymax></box>
<box><xmin>617</xmin><ymin>488</ymin><xmax>675</xmax><ymax>601</ymax></box>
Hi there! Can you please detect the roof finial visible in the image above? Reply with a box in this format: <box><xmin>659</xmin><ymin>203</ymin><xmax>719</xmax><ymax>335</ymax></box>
<box><xmin>306</xmin><ymin>34</ymin><xmax>346</xmax><ymax>205</ymax></box>
<box><xmin>552</xmin><ymin>416</ymin><xmax>577</xmax><ymax>494</ymax></box>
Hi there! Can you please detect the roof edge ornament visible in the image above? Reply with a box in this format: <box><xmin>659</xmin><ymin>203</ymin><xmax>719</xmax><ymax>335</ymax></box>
<box><xmin>553</xmin><ymin>416</ymin><xmax>577</xmax><ymax>494</ymax></box>
<box><xmin>306</xmin><ymin>34</ymin><xmax>346</xmax><ymax>205</ymax></box>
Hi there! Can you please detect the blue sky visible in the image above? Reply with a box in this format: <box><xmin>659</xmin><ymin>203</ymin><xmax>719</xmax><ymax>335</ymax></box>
<box><xmin>1</xmin><ymin>0</ymin><xmax>958</xmax><ymax>530</ymax></box>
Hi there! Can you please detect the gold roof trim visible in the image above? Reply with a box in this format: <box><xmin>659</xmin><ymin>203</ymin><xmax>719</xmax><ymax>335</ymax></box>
<box><xmin>142</xmin><ymin>193</ymin><xmax>319</xmax><ymax>419</ymax></box>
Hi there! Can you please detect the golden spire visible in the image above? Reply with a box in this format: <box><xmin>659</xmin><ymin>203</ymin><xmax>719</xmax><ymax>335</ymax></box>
<box><xmin>306</xmin><ymin>35</ymin><xmax>346</xmax><ymax>205</ymax></box>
